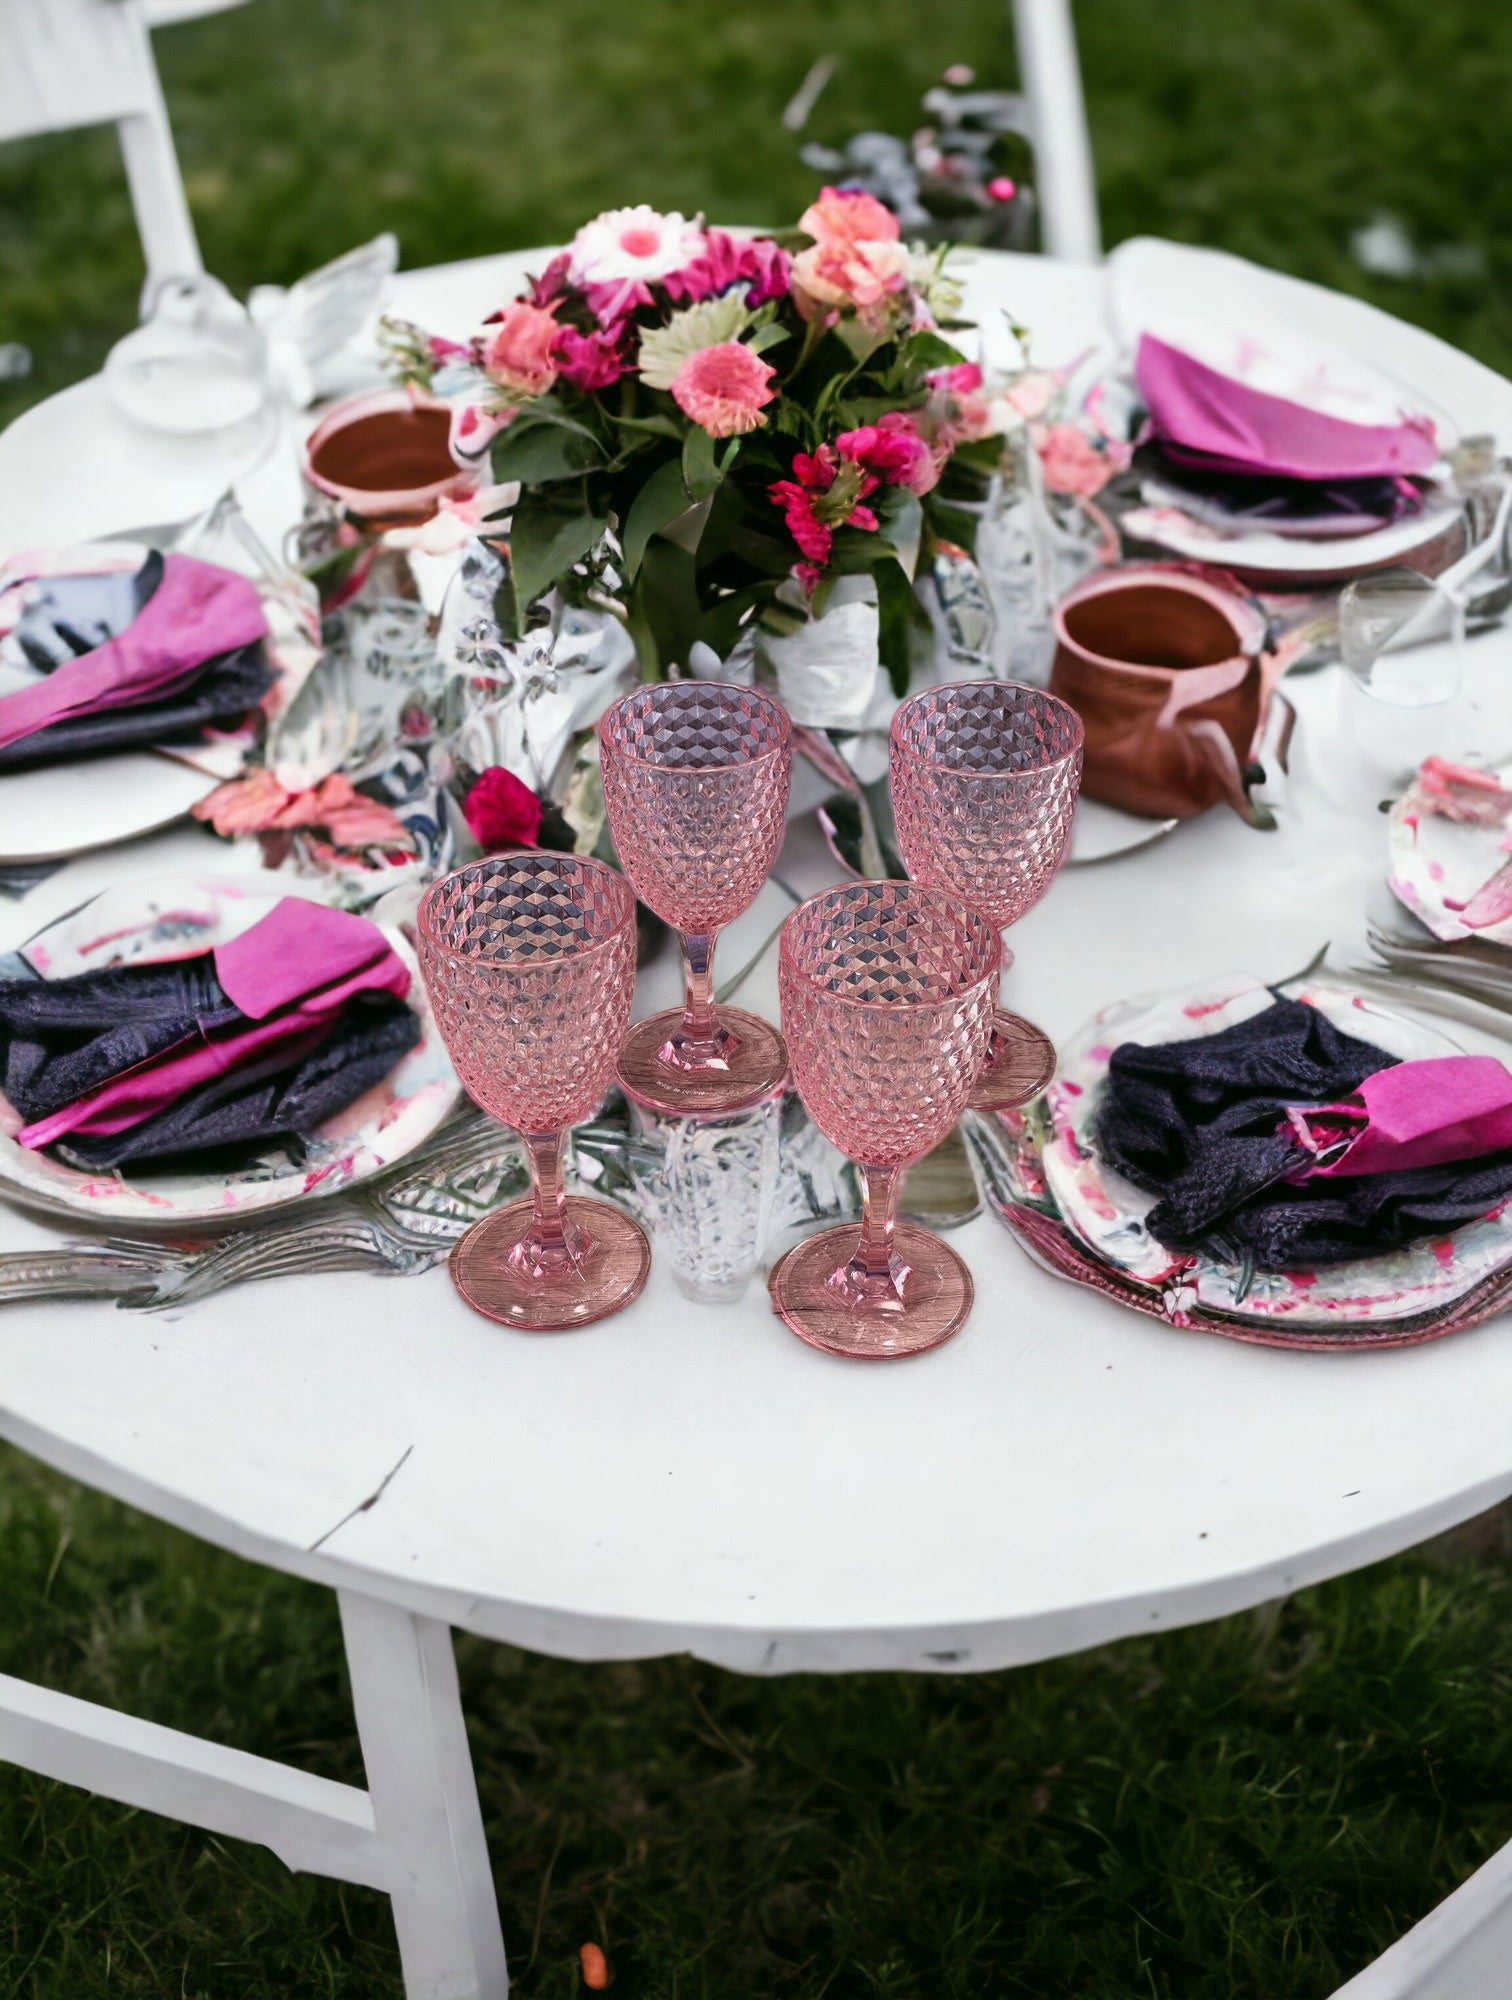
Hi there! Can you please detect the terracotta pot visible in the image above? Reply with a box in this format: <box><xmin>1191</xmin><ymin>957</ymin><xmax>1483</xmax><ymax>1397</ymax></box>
<box><xmin>1048</xmin><ymin>564</ymin><xmax>1292</xmax><ymax>824</ymax></box>
<box><xmin>303</xmin><ymin>389</ymin><xmax>478</xmax><ymax>532</ymax></box>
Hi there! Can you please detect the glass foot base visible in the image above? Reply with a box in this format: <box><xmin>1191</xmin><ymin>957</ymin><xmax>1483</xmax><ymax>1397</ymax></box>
<box><xmin>450</xmin><ymin>1196</ymin><xmax>650</xmax><ymax>1330</ymax></box>
<box><xmin>767</xmin><ymin>1221</ymin><xmax>974</xmax><ymax>1359</ymax></box>
<box><xmin>616</xmin><ymin>1006</ymin><xmax>788</xmax><ymax>1115</ymax></box>
<box><xmin>966</xmin><ymin>1008</ymin><xmax>1056</xmax><ymax>1112</ymax></box>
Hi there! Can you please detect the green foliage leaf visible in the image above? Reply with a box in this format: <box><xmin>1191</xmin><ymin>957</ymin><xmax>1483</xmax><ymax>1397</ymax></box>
<box><xmin>872</xmin><ymin>554</ymin><xmax>917</xmax><ymax>697</ymax></box>
<box><xmin>622</xmin><ymin>456</ymin><xmax>695</xmax><ymax>580</ymax></box>
<box><xmin>681</xmin><ymin>423</ymin><xmax>723</xmax><ymax>501</ymax></box>
<box><xmin>901</xmin><ymin>328</ymin><xmax>969</xmax><ymax>374</ymax></box>
<box><xmin>508</xmin><ymin>487</ymin><xmax>608</xmax><ymax>611</ymax></box>
<box><xmin>747</xmin><ymin>322</ymin><xmax>793</xmax><ymax>355</ymax></box>
<box><xmin>490</xmin><ymin>417</ymin><xmax>604</xmax><ymax>484</ymax></box>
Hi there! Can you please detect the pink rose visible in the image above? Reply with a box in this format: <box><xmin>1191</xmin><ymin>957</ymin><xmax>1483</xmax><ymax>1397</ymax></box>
<box><xmin>481</xmin><ymin>302</ymin><xmax>561</xmax><ymax>396</ymax></box>
<box><xmin>837</xmin><ymin>413</ymin><xmax>941</xmax><ymax>495</ymax></box>
<box><xmin>798</xmin><ymin>186</ymin><xmax>901</xmax><ymax>248</ymax></box>
<box><xmin>1037</xmin><ymin>421</ymin><xmax>1129</xmax><ymax>498</ymax></box>
<box><xmin>671</xmin><ymin>341</ymin><xmax>777</xmax><ymax>437</ymax></box>
<box><xmin>464</xmin><ymin>767</ymin><xmax>544</xmax><ymax>851</ymax></box>
<box><xmin>791</xmin><ymin>238</ymin><xmax>911</xmax><ymax>313</ymax></box>
<box><xmin>555</xmin><ymin>326</ymin><xmax>626</xmax><ymax>392</ymax></box>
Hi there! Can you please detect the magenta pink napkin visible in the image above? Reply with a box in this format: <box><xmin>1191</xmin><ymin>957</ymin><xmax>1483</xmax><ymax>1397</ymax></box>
<box><xmin>1286</xmin><ymin>1055</ymin><xmax>1512</xmax><ymax>1179</ymax></box>
<box><xmin>19</xmin><ymin>901</ymin><xmax>410</xmax><ymax>1151</ymax></box>
<box><xmin>0</xmin><ymin>553</ymin><xmax>267</xmax><ymax>753</ymax></box>
<box><xmin>1135</xmin><ymin>333</ymin><xmax>1440</xmax><ymax>483</ymax></box>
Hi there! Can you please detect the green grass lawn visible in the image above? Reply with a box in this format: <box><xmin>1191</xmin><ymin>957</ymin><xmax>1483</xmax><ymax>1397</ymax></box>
<box><xmin>5</xmin><ymin>1</ymin><xmax>1512</xmax><ymax>1993</ymax></box>
<box><xmin>3</xmin><ymin>1444</ymin><xmax>1511</xmax><ymax>1999</ymax></box>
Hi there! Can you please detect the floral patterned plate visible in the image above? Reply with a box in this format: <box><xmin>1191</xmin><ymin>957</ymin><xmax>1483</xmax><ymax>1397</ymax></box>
<box><xmin>1387</xmin><ymin>759</ymin><xmax>1512</xmax><ymax>947</ymax></box>
<box><xmin>0</xmin><ymin>875</ymin><xmax>460</xmax><ymax>1225</ymax></box>
<box><xmin>1041</xmin><ymin>971</ymin><xmax>1512</xmax><ymax>1329</ymax></box>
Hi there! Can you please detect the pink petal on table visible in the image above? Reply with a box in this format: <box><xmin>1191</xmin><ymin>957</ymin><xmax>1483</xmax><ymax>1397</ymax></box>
<box><xmin>1456</xmin><ymin>856</ymin><xmax>1512</xmax><ymax>929</ymax></box>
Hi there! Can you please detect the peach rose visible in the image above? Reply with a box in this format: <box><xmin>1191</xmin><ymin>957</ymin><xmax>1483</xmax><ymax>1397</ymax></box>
<box><xmin>791</xmin><ymin>238</ymin><xmax>911</xmax><ymax>313</ymax></box>
<box><xmin>798</xmin><ymin>186</ymin><xmax>901</xmax><ymax>248</ymax></box>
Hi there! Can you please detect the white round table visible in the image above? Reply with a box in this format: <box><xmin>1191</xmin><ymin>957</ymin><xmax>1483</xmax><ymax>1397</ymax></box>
<box><xmin>3</xmin><ymin>243</ymin><xmax>1512</xmax><ymax>2000</ymax></box>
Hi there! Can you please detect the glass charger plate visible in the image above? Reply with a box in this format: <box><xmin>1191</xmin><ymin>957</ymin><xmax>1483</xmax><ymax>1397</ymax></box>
<box><xmin>1040</xmin><ymin>971</ymin><xmax>1512</xmax><ymax>1329</ymax></box>
<box><xmin>0</xmin><ymin>874</ymin><xmax>460</xmax><ymax>1225</ymax></box>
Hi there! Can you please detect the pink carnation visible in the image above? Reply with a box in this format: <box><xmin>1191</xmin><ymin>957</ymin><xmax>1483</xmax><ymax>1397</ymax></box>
<box><xmin>768</xmin><ymin>441</ymin><xmax>881</xmax><ymax>572</ymax></box>
<box><xmin>670</xmin><ymin>341</ymin><xmax>777</xmax><ymax>437</ymax></box>
<box><xmin>799</xmin><ymin>186</ymin><xmax>901</xmax><ymax>248</ymax></box>
<box><xmin>555</xmin><ymin>325</ymin><xmax>626</xmax><ymax>392</ymax></box>
<box><xmin>663</xmin><ymin>229</ymin><xmax>792</xmax><ymax>307</ymax></box>
<box><xmin>481</xmin><ymin>302</ymin><xmax>561</xmax><ymax>396</ymax></box>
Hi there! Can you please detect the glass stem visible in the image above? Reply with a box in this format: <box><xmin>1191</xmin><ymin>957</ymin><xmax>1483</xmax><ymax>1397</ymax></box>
<box><xmin>680</xmin><ymin>930</ymin><xmax>720</xmax><ymax>1042</ymax></box>
<box><xmin>514</xmin><ymin>1129</ymin><xmax>585</xmax><ymax>1277</ymax></box>
<box><xmin>836</xmin><ymin>1162</ymin><xmax>910</xmax><ymax>1307</ymax></box>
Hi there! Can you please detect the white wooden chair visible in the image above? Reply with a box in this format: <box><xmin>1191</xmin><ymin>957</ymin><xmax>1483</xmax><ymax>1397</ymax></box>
<box><xmin>1012</xmin><ymin>0</ymin><xmax>1102</xmax><ymax>262</ymax></box>
<box><xmin>0</xmin><ymin>0</ymin><xmax>202</xmax><ymax>286</ymax></box>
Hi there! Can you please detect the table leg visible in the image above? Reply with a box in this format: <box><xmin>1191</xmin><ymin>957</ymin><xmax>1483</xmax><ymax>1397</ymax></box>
<box><xmin>339</xmin><ymin>1589</ymin><xmax>509</xmax><ymax>2000</ymax></box>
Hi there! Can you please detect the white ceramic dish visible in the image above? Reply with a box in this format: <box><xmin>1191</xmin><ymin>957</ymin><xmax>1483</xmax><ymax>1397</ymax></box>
<box><xmin>0</xmin><ymin>874</ymin><xmax>460</xmax><ymax>1224</ymax></box>
<box><xmin>1042</xmin><ymin>971</ymin><xmax>1512</xmax><ymax>1328</ymax></box>
<box><xmin>1387</xmin><ymin>759</ymin><xmax>1512</xmax><ymax>947</ymax></box>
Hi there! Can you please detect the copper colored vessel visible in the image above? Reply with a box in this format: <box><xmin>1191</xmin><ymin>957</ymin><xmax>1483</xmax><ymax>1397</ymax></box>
<box><xmin>303</xmin><ymin>389</ymin><xmax>478</xmax><ymax>531</ymax></box>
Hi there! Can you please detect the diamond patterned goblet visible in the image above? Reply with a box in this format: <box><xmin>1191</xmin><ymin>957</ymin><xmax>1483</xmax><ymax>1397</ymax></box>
<box><xmin>767</xmin><ymin>882</ymin><xmax>1000</xmax><ymax>1358</ymax></box>
<box><xmin>600</xmin><ymin>680</ymin><xmax>792</xmax><ymax>1114</ymax></box>
<box><xmin>418</xmin><ymin>854</ymin><xmax>651</xmax><ymax>1329</ymax></box>
<box><xmin>889</xmin><ymin>681</ymin><xmax>1083</xmax><ymax>1111</ymax></box>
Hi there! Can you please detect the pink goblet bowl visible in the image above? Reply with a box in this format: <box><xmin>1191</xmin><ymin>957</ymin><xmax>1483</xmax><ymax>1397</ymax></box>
<box><xmin>600</xmin><ymin>679</ymin><xmax>792</xmax><ymax>1114</ymax></box>
<box><xmin>889</xmin><ymin>680</ymin><xmax>1083</xmax><ymax>1111</ymax></box>
<box><xmin>418</xmin><ymin>852</ymin><xmax>650</xmax><ymax>1329</ymax></box>
<box><xmin>768</xmin><ymin>881</ymin><xmax>1000</xmax><ymax>1358</ymax></box>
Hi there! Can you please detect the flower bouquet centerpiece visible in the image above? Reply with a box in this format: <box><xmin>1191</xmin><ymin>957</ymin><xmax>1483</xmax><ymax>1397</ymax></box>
<box><xmin>386</xmin><ymin>194</ymin><xmax>1013</xmax><ymax>721</ymax></box>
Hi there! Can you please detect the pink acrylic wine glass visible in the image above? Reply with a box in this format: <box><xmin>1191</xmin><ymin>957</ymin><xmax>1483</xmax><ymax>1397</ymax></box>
<box><xmin>889</xmin><ymin>681</ymin><xmax>1083</xmax><ymax>1112</ymax></box>
<box><xmin>417</xmin><ymin>853</ymin><xmax>651</xmax><ymax>1330</ymax></box>
<box><xmin>599</xmin><ymin>680</ymin><xmax>792</xmax><ymax>1115</ymax></box>
<box><xmin>768</xmin><ymin>881</ymin><xmax>1000</xmax><ymax>1358</ymax></box>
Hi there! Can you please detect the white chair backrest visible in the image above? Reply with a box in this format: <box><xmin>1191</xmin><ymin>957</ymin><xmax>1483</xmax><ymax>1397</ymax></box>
<box><xmin>1012</xmin><ymin>0</ymin><xmax>1101</xmax><ymax>263</ymax></box>
<box><xmin>0</xmin><ymin>0</ymin><xmax>201</xmax><ymax>286</ymax></box>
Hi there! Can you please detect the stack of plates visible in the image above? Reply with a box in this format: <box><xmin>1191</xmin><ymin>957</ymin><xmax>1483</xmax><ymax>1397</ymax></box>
<box><xmin>972</xmin><ymin>970</ymin><xmax>1512</xmax><ymax>1349</ymax></box>
<box><xmin>1108</xmin><ymin>245</ymin><xmax>1467</xmax><ymax>587</ymax></box>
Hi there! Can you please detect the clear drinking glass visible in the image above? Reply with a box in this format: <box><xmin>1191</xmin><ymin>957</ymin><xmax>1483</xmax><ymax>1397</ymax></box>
<box><xmin>599</xmin><ymin>680</ymin><xmax>792</xmax><ymax>1114</ymax></box>
<box><xmin>889</xmin><ymin>681</ymin><xmax>1082</xmax><ymax>1111</ymax></box>
<box><xmin>767</xmin><ymin>881</ymin><xmax>1000</xmax><ymax>1359</ymax></box>
<box><xmin>417</xmin><ymin>853</ymin><xmax>651</xmax><ymax>1329</ymax></box>
<box><xmin>628</xmin><ymin>1086</ymin><xmax>784</xmax><ymax>1304</ymax></box>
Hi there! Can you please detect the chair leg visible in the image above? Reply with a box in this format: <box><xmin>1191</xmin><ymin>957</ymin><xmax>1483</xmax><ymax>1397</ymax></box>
<box><xmin>339</xmin><ymin>1590</ymin><xmax>509</xmax><ymax>2000</ymax></box>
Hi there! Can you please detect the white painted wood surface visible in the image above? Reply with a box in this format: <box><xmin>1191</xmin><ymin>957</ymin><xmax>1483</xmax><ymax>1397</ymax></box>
<box><xmin>0</xmin><ymin>0</ymin><xmax>202</xmax><ymax>284</ymax></box>
<box><xmin>3</xmin><ymin>244</ymin><xmax>1512</xmax><ymax>1995</ymax></box>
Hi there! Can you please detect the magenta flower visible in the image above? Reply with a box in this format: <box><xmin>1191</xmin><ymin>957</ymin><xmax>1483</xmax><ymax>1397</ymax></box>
<box><xmin>663</xmin><ymin>230</ymin><xmax>792</xmax><ymax>307</ymax></box>
<box><xmin>583</xmin><ymin>275</ymin><xmax>656</xmax><ymax>330</ymax></box>
<box><xmin>769</xmin><ymin>441</ymin><xmax>882</xmax><ymax>571</ymax></box>
<box><xmin>464</xmin><ymin>767</ymin><xmax>544</xmax><ymax>851</ymax></box>
<box><xmin>555</xmin><ymin>325</ymin><xmax>626</xmax><ymax>392</ymax></box>
<box><xmin>837</xmin><ymin>413</ymin><xmax>941</xmax><ymax>495</ymax></box>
